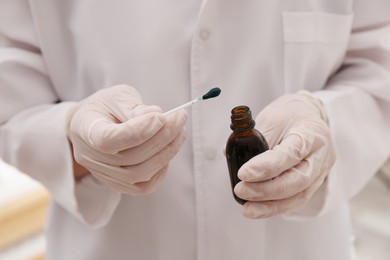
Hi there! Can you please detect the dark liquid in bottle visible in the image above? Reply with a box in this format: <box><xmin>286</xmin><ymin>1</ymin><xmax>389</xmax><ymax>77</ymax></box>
<box><xmin>226</xmin><ymin>134</ymin><xmax>268</xmax><ymax>204</ymax></box>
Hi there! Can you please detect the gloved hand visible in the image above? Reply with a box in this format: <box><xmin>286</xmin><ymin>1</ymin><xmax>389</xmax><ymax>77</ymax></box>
<box><xmin>66</xmin><ymin>85</ymin><xmax>187</xmax><ymax>195</ymax></box>
<box><xmin>234</xmin><ymin>91</ymin><xmax>336</xmax><ymax>218</ymax></box>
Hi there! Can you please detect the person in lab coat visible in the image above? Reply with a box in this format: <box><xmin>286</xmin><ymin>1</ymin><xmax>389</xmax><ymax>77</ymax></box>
<box><xmin>1</xmin><ymin>1</ymin><xmax>390</xmax><ymax>259</ymax></box>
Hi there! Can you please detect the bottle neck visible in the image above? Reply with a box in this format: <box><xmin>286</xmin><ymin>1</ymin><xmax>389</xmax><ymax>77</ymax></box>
<box><xmin>230</xmin><ymin>106</ymin><xmax>256</xmax><ymax>132</ymax></box>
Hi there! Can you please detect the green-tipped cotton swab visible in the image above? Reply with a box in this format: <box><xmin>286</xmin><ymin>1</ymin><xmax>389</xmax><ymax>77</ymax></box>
<box><xmin>164</xmin><ymin>87</ymin><xmax>221</xmax><ymax>115</ymax></box>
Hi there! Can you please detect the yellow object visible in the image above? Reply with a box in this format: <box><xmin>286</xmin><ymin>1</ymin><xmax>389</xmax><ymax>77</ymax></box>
<box><xmin>0</xmin><ymin>188</ymin><xmax>49</xmax><ymax>250</ymax></box>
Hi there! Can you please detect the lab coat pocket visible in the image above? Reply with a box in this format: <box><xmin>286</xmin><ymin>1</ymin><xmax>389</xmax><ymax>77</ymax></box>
<box><xmin>282</xmin><ymin>12</ymin><xmax>353</xmax><ymax>93</ymax></box>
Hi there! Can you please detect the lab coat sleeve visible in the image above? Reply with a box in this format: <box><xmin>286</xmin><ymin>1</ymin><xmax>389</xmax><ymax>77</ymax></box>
<box><xmin>0</xmin><ymin>1</ymin><xmax>120</xmax><ymax>228</ymax></box>
<box><xmin>288</xmin><ymin>3</ymin><xmax>390</xmax><ymax>218</ymax></box>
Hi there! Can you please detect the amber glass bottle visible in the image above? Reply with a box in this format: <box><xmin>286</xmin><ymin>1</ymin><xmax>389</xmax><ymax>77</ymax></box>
<box><xmin>226</xmin><ymin>106</ymin><xmax>269</xmax><ymax>204</ymax></box>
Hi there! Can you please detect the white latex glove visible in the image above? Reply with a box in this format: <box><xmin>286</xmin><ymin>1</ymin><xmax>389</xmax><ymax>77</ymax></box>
<box><xmin>234</xmin><ymin>91</ymin><xmax>336</xmax><ymax>218</ymax></box>
<box><xmin>67</xmin><ymin>85</ymin><xmax>187</xmax><ymax>195</ymax></box>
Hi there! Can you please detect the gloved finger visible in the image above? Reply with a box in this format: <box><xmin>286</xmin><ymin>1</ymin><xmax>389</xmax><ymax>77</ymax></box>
<box><xmin>99</xmin><ymin>84</ymin><xmax>143</xmax><ymax>105</ymax></box>
<box><xmin>122</xmin><ymin>129</ymin><xmax>186</xmax><ymax>183</ymax></box>
<box><xmin>87</xmin><ymin>164</ymin><xmax>169</xmax><ymax>196</ymax></box>
<box><xmin>241</xmin><ymin>174</ymin><xmax>326</xmax><ymax>219</ymax></box>
<box><xmin>88</xmin><ymin>167</ymin><xmax>146</xmax><ymax>196</ymax></box>
<box><xmin>88</xmin><ymin>168</ymin><xmax>138</xmax><ymax>194</ymax></box>
<box><xmin>84</xmin><ymin>110</ymin><xmax>187</xmax><ymax>166</ymax></box>
<box><xmin>238</xmin><ymin>129</ymin><xmax>314</xmax><ymax>182</ymax></box>
<box><xmin>115</xmin><ymin>110</ymin><xmax>188</xmax><ymax>165</ymax></box>
<box><xmin>88</xmin><ymin>110</ymin><xmax>166</xmax><ymax>154</ymax></box>
<box><xmin>87</xmin><ymin>129</ymin><xmax>186</xmax><ymax>184</ymax></box>
<box><xmin>234</xmin><ymin>159</ymin><xmax>318</xmax><ymax>201</ymax></box>
<box><xmin>100</xmin><ymin>85</ymin><xmax>145</xmax><ymax>122</ymax></box>
<box><xmin>132</xmin><ymin>165</ymin><xmax>169</xmax><ymax>195</ymax></box>
<box><xmin>255</xmin><ymin>118</ymin><xmax>287</xmax><ymax>150</ymax></box>
<box><xmin>127</xmin><ymin>104</ymin><xmax>163</xmax><ymax>119</ymax></box>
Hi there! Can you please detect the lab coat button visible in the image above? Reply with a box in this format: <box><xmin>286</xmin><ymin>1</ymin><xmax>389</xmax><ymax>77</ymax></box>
<box><xmin>199</xmin><ymin>29</ymin><xmax>210</xmax><ymax>40</ymax></box>
<box><xmin>204</xmin><ymin>147</ymin><xmax>217</xmax><ymax>160</ymax></box>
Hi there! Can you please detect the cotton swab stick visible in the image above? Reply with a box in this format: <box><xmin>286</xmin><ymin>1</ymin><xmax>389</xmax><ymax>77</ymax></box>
<box><xmin>164</xmin><ymin>87</ymin><xmax>221</xmax><ymax>115</ymax></box>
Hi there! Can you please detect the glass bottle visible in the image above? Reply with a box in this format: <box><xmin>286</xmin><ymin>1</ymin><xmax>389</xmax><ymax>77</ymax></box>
<box><xmin>226</xmin><ymin>106</ymin><xmax>269</xmax><ymax>204</ymax></box>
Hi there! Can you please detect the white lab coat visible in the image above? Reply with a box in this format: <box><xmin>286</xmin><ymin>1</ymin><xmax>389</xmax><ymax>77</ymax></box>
<box><xmin>1</xmin><ymin>1</ymin><xmax>390</xmax><ymax>259</ymax></box>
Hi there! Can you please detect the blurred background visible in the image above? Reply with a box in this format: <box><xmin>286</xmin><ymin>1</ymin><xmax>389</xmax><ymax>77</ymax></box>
<box><xmin>1</xmin><ymin>159</ymin><xmax>390</xmax><ymax>260</ymax></box>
